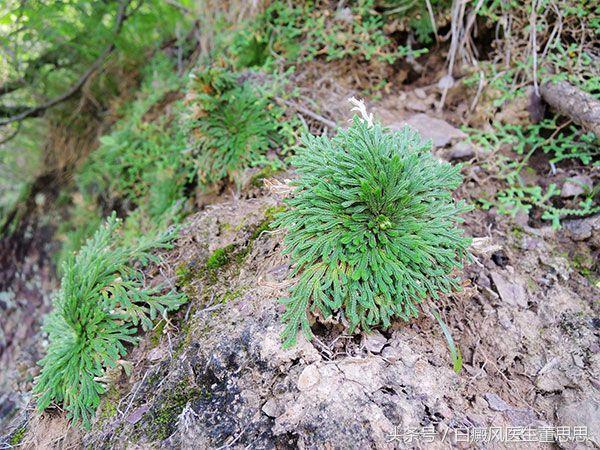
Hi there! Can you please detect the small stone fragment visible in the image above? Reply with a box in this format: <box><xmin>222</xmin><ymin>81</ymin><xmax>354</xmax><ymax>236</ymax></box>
<box><xmin>506</xmin><ymin>408</ymin><xmax>538</xmax><ymax>426</ymax></box>
<box><xmin>406</xmin><ymin>100</ymin><xmax>428</xmax><ymax>112</ymax></box>
<box><xmin>535</xmin><ymin>370</ymin><xmax>569</xmax><ymax>392</ymax></box>
<box><xmin>390</xmin><ymin>114</ymin><xmax>467</xmax><ymax>148</ymax></box>
<box><xmin>126</xmin><ymin>404</ymin><xmax>149</xmax><ymax>425</ymax></box>
<box><xmin>414</xmin><ymin>88</ymin><xmax>427</xmax><ymax>99</ymax></box>
<box><xmin>447</xmin><ymin>141</ymin><xmax>475</xmax><ymax>160</ymax></box>
<box><xmin>490</xmin><ymin>271</ymin><xmax>528</xmax><ymax>308</ymax></box>
<box><xmin>262</xmin><ymin>398</ymin><xmax>282</xmax><ymax>418</ymax></box>
<box><xmin>563</xmin><ymin>214</ymin><xmax>600</xmax><ymax>242</ymax></box>
<box><xmin>470</xmin><ymin>237</ymin><xmax>502</xmax><ymax>257</ymax></box>
<box><xmin>572</xmin><ymin>354</ymin><xmax>585</xmax><ymax>368</ymax></box>
<box><xmin>484</xmin><ymin>393</ymin><xmax>510</xmax><ymax>412</ymax></box>
<box><xmin>147</xmin><ymin>347</ymin><xmax>166</xmax><ymax>362</ymax></box>
<box><xmin>362</xmin><ymin>330</ymin><xmax>387</xmax><ymax>354</ymax></box>
<box><xmin>438</xmin><ymin>74</ymin><xmax>455</xmax><ymax>90</ymax></box>
<box><xmin>560</xmin><ymin>175</ymin><xmax>593</xmax><ymax>198</ymax></box>
<box><xmin>297</xmin><ymin>364</ymin><xmax>320</xmax><ymax>391</ymax></box>
<box><xmin>381</xmin><ymin>346</ymin><xmax>401</xmax><ymax>363</ymax></box>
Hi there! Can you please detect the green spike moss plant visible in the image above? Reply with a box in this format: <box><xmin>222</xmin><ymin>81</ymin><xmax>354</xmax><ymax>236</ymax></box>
<box><xmin>274</xmin><ymin>100</ymin><xmax>472</xmax><ymax>353</ymax></box>
<box><xmin>34</xmin><ymin>214</ymin><xmax>186</xmax><ymax>428</ymax></box>
<box><xmin>188</xmin><ymin>67</ymin><xmax>284</xmax><ymax>188</ymax></box>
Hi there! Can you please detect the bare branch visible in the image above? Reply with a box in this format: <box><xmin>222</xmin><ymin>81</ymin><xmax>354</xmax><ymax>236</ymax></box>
<box><xmin>0</xmin><ymin>122</ymin><xmax>21</xmax><ymax>146</ymax></box>
<box><xmin>0</xmin><ymin>104</ymin><xmax>32</xmax><ymax>117</ymax></box>
<box><xmin>0</xmin><ymin>0</ymin><xmax>132</xmax><ymax>127</ymax></box>
<box><xmin>281</xmin><ymin>99</ymin><xmax>337</xmax><ymax>129</ymax></box>
<box><xmin>540</xmin><ymin>79</ymin><xmax>600</xmax><ymax>137</ymax></box>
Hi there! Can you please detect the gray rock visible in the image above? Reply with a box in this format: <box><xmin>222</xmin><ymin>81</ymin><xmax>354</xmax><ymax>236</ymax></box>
<box><xmin>484</xmin><ymin>392</ymin><xmax>510</xmax><ymax>412</ymax></box>
<box><xmin>261</xmin><ymin>398</ymin><xmax>283</xmax><ymax>418</ymax></box>
<box><xmin>572</xmin><ymin>354</ymin><xmax>585</xmax><ymax>368</ymax></box>
<box><xmin>557</xmin><ymin>399</ymin><xmax>600</xmax><ymax>449</ymax></box>
<box><xmin>414</xmin><ymin>88</ymin><xmax>427</xmax><ymax>99</ymax></box>
<box><xmin>561</xmin><ymin>176</ymin><xmax>593</xmax><ymax>198</ymax></box>
<box><xmin>126</xmin><ymin>405</ymin><xmax>149</xmax><ymax>425</ymax></box>
<box><xmin>506</xmin><ymin>408</ymin><xmax>539</xmax><ymax>426</ymax></box>
<box><xmin>297</xmin><ymin>364</ymin><xmax>320</xmax><ymax>391</ymax></box>
<box><xmin>564</xmin><ymin>219</ymin><xmax>593</xmax><ymax>240</ymax></box>
<box><xmin>362</xmin><ymin>330</ymin><xmax>387</xmax><ymax>354</ymax></box>
<box><xmin>147</xmin><ymin>346</ymin><xmax>166</xmax><ymax>362</ymax></box>
<box><xmin>390</xmin><ymin>113</ymin><xmax>467</xmax><ymax>147</ymax></box>
<box><xmin>564</xmin><ymin>214</ymin><xmax>600</xmax><ymax>243</ymax></box>
<box><xmin>535</xmin><ymin>370</ymin><xmax>569</xmax><ymax>392</ymax></box>
<box><xmin>490</xmin><ymin>271</ymin><xmax>528</xmax><ymax>308</ymax></box>
<box><xmin>406</xmin><ymin>99</ymin><xmax>428</xmax><ymax>112</ymax></box>
<box><xmin>447</xmin><ymin>141</ymin><xmax>475</xmax><ymax>160</ymax></box>
<box><xmin>381</xmin><ymin>346</ymin><xmax>401</xmax><ymax>363</ymax></box>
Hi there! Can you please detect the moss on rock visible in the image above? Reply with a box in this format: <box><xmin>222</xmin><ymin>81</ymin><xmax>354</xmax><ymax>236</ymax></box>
<box><xmin>9</xmin><ymin>425</ymin><xmax>26</xmax><ymax>446</ymax></box>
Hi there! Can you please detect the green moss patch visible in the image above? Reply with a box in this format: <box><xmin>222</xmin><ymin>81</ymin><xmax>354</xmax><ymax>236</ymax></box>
<box><xmin>9</xmin><ymin>425</ymin><xmax>26</xmax><ymax>446</ymax></box>
<box><xmin>205</xmin><ymin>244</ymin><xmax>237</xmax><ymax>270</ymax></box>
<box><xmin>151</xmin><ymin>381</ymin><xmax>208</xmax><ymax>441</ymax></box>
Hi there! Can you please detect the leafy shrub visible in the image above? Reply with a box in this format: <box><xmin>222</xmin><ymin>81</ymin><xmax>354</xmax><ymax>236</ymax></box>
<box><xmin>78</xmin><ymin>56</ymin><xmax>192</xmax><ymax>215</ymax></box>
<box><xmin>275</xmin><ymin>117</ymin><xmax>471</xmax><ymax>347</ymax></box>
<box><xmin>34</xmin><ymin>214</ymin><xmax>186</xmax><ymax>428</ymax></box>
<box><xmin>79</xmin><ymin>121</ymin><xmax>192</xmax><ymax>214</ymax></box>
<box><xmin>0</xmin><ymin>1</ymin><xmax>191</xmax><ymax>228</ymax></box>
<box><xmin>186</xmin><ymin>67</ymin><xmax>289</xmax><ymax>188</ymax></box>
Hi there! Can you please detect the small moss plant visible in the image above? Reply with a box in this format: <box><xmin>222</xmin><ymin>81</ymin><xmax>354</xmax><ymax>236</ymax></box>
<box><xmin>275</xmin><ymin>99</ymin><xmax>471</xmax><ymax>348</ymax></box>
<box><xmin>34</xmin><ymin>213</ymin><xmax>186</xmax><ymax>428</ymax></box>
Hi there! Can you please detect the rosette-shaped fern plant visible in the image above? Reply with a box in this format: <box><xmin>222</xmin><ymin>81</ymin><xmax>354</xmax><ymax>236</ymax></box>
<box><xmin>34</xmin><ymin>214</ymin><xmax>186</xmax><ymax>428</ymax></box>
<box><xmin>186</xmin><ymin>67</ymin><xmax>286</xmax><ymax>188</ymax></box>
<box><xmin>275</xmin><ymin>116</ymin><xmax>471</xmax><ymax>347</ymax></box>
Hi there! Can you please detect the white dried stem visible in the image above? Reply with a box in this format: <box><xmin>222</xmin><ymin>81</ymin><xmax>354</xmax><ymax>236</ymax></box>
<box><xmin>348</xmin><ymin>97</ymin><xmax>374</xmax><ymax>127</ymax></box>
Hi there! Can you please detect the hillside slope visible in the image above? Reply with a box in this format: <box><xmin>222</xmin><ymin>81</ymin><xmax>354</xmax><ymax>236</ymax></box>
<box><xmin>8</xmin><ymin>179</ymin><xmax>596</xmax><ymax>448</ymax></box>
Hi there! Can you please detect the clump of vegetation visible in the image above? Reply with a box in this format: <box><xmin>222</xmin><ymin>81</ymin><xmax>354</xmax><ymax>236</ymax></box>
<box><xmin>274</xmin><ymin>114</ymin><xmax>471</xmax><ymax>347</ymax></box>
<box><xmin>228</xmin><ymin>0</ymin><xmax>428</xmax><ymax>69</ymax></box>
<box><xmin>34</xmin><ymin>214</ymin><xmax>186</xmax><ymax>428</ymax></box>
<box><xmin>185</xmin><ymin>67</ymin><xmax>291</xmax><ymax>188</ymax></box>
<box><xmin>151</xmin><ymin>381</ymin><xmax>205</xmax><ymax>441</ymax></box>
<box><xmin>56</xmin><ymin>56</ymin><xmax>194</xmax><ymax>265</ymax></box>
<box><xmin>461</xmin><ymin>0</ymin><xmax>599</xmax><ymax>227</ymax></box>
<box><xmin>469</xmin><ymin>120</ymin><xmax>599</xmax><ymax>228</ymax></box>
<box><xmin>79</xmin><ymin>121</ymin><xmax>191</xmax><ymax>215</ymax></box>
<box><xmin>8</xmin><ymin>425</ymin><xmax>27</xmax><ymax>446</ymax></box>
<box><xmin>205</xmin><ymin>244</ymin><xmax>237</xmax><ymax>271</ymax></box>
<box><xmin>0</xmin><ymin>0</ymin><xmax>191</xmax><ymax>227</ymax></box>
<box><xmin>77</xmin><ymin>56</ymin><xmax>192</xmax><ymax>216</ymax></box>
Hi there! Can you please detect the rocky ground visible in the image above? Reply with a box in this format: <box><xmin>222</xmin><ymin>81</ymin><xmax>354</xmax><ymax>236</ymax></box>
<box><xmin>1</xmin><ymin>81</ymin><xmax>598</xmax><ymax>449</ymax></box>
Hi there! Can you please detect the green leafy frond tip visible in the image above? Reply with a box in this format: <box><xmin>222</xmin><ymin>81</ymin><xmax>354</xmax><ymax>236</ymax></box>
<box><xmin>274</xmin><ymin>117</ymin><xmax>472</xmax><ymax>347</ymax></box>
<box><xmin>33</xmin><ymin>213</ymin><xmax>187</xmax><ymax>429</ymax></box>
